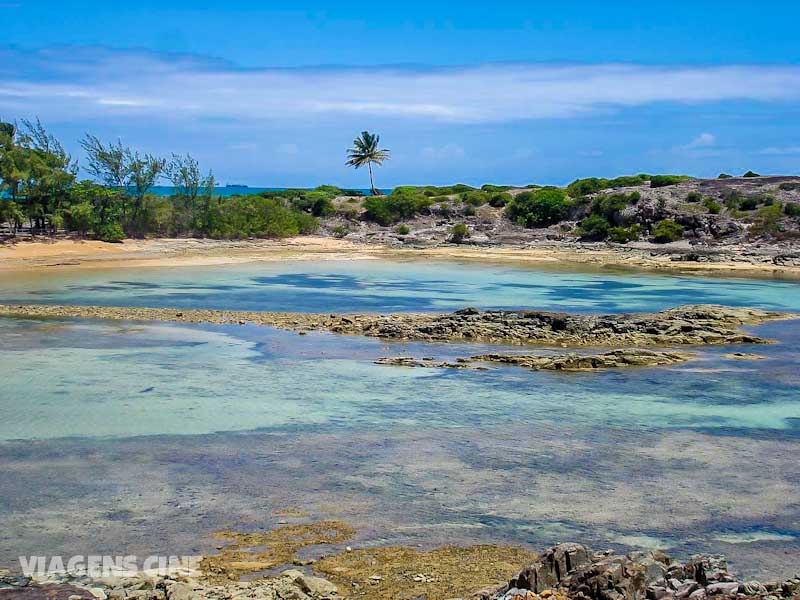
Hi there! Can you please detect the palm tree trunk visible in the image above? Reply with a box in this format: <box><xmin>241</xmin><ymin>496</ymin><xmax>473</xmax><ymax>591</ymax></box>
<box><xmin>368</xmin><ymin>162</ymin><xmax>376</xmax><ymax>195</ymax></box>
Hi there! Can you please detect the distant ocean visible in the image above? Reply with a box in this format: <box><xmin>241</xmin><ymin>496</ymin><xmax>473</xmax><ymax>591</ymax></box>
<box><xmin>148</xmin><ymin>185</ymin><xmax>378</xmax><ymax>197</ymax></box>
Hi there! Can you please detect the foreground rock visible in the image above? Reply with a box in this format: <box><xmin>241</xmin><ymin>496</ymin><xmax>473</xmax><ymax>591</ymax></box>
<box><xmin>7</xmin><ymin>543</ymin><xmax>800</xmax><ymax>600</ymax></box>
<box><xmin>0</xmin><ymin>304</ymin><xmax>786</xmax><ymax>347</ymax></box>
<box><xmin>487</xmin><ymin>543</ymin><xmax>800</xmax><ymax>600</ymax></box>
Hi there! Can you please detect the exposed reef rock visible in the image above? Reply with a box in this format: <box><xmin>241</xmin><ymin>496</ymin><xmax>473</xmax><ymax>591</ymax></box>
<box><xmin>0</xmin><ymin>304</ymin><xmax>787</xmax><ymax>347</ymax></box>
<box><xmin>376</xmin><ymin>349</ymin><xmax>692</xmax><ymax>372</ymax></box>
<box><xmin>487</xmin><ymin>543</ymin><xmax>800</xmax><ymax>600</ymax></box>
<box><xmin>9</xmin><ymin>542</ymin><xmax>800</xmax><ymax>600</ymax></box>
<box><xmin>470</xmin><ymin>349</ymin><xmax>691</xmax><ymax>371</ymax></box>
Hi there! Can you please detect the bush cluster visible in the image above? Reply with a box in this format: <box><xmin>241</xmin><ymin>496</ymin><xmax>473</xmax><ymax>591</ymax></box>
<box><xmin>652</xmin><ymin>219</ymin><xmax>685</xmax><ymax>243</ymax></box>
<box><xmin>505</xmin><ymin>187</ymin><xmax>569</xmax><ymax>227</ymax></box>
<box><xmin>686</xmin><ymin>191</ymin><xmax>703</xmax><ymax>203</ymax></box>
<box><xmin>363</xmin><ymin>188</ymin><xmax>432</xmax><ymax>225</ymax></box>
<box><xmin>608</xmin><ymin>225</ymin><xmax>640</xmax><ymax>243</ymax></box>
<box><xmin>449</xmin><ymin>222</ymin><xmax>470</xmax><ymax>243</ymax></box>
<box><xmin>703</xmin><ymin>198</ymin><xmax>722</xmax><ymax>214</ymax></box>
<box><xmin>566</xmin><ymin>174</ymin><xmax>649</xmax><ymax>198</ymax></box>
<box><xmin>650</xmin><ymin>175</ymin><xmax>691</xmax><ymax>188</ymax></box>
<box><xmin>785</xmin><ymin>202</ymin><xmax>800</xmax><ymax>217</ymax></box>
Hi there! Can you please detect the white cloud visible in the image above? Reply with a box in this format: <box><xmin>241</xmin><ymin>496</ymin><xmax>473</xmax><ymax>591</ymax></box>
<box><xmin>686</xmin><ymin>132</ymin><xmax>716</xmax><ymax>148</ymax></box>
<box><xmin>758</xmin><ymin>146</ymin><xmax>800</xmax><ymax>156</ymax></box>
<box><xmin>2</xmin><ymin>48</ymin><xmax>800</xmax><ymax>126</ymax></box>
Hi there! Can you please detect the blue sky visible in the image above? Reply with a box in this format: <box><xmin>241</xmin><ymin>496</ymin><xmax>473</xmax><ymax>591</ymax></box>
<box><xmin>2</xmin><ymin>1</ymin><xmax>800</xmax><ymax>187</ymax></box>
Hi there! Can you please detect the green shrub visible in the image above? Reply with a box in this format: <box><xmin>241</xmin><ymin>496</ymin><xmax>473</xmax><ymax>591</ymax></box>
<box><xmin>718</xmin><ymin>173</ymin><xmax>733</xmax><ymax>179</ymax></box>
<box><xmin>463</xmin><ymin>204</ymin><xmax>476</xmax><ymax>216</ymax></box>
<box><xmin>206</xmin><ymin>196</ymin><xmax>318</xmax><ymax>239</ymax></box>
<box><xmin>742</xmin><ymin>170</ymin><xmax>761</xmax><ymax>178</ymax></box>
<box><xmin>505</xmin><ymin>187</ymin><xmax>569</xmax><ymax>227</ymax></box>
<box><xmin>395</xmin><ymin>224</ymin><xmax>410</xmax><ymax>235</ymax></box>
<box><xmin>591</xmin><ymin>192</ymin><xmax>638</xmax><ymax>220</ymax></box>
<box><xmin>363</xmin><ymin>188</ymin><xmax>432</xmax><ymax>225</ymax></box>
<box><xmin>488</xmin><ymin>192</ymin><xmax>512</xmax><ymax>207</ymax></box>
<box><xmin>96</xmin><ymin>222</ymin><xmax>125</xmax><ymax>243</ymax></box>
<box><xmin>703</xmin><ymin>198</ymin><xmax>722</xmax><ymax>214</ymax></box>
<box><xmin>784</xmin><ymin>202</ymin><xmax>800</xmax><ymax>217</ymax></box>
<box><xmin>461</xmin><ymin>190</ymin><xmax>491</xmax><ymax>207</ymax></box>
<box><xmin>686</xmin><ymin>191</ymin><xmax>703</xmax><ymax>203</ymax></box>
<box><xmin>449</xmin><ymin>222</ymin><xmax>470</xmax><ymax>243</ymax></box>
<box><xmin>64</xmin><ymin>201</ymin><xmax>94</xmax><ymax>235</ymax></box>
<box><xmin>578</xmin><ymin>214</ymin><xmax>610</xmax><ymax>240</ymax></box>
<box><xmin>608</xmin><ymin>224</ymin><xmax>640</xmax><ymax>243</ymax></box>
<box><xmin>738</xmin><ymin>197</ymin><xmax>759</xmax><ymax>211</ymax></box>
<box><xmin>290</xmin><ymin>190</ymin><xmax>335</xmax><ymax>217</ymax></box>
<box><xmin>652</xmin><ymin>219</ymin><xmax>685</xmax><ymax>243</ymax></box>
<box><xmin>332</xmin><ymin>225</ymin><xmax>349</xmax><ymax>238</ymax></box>
<box><xmin>722</xmin><ymin>189</ymin><xmax>743</xmax><ymax>208</ymax></box>
<box><xmin>566</xmin><ymin>174</ymin><xmax>648</xmax><ymax>198</ymax></box>
<box><xmin>778</xmin><ymin>182</ymin><xmax>800</xmax><ymax>191</ymax></box>
<box><xmin>650</xmin><ymin>175</ymin><xmax>691</xmax><ymax>188</ymax></box>
<box><xmin>751</xmin><ymin>204</ymin><xmax>784</xmax><ymax>236</ymax></box>
<box><xmin>481</xmin><ymin>184</ymin><xmax>512</xmax><ymax>192</ymax></box>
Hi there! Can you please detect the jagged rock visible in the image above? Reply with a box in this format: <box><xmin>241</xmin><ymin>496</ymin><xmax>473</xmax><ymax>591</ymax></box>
<box><xmin>507</xmin><ymin>543</ymin><xmax>592</xmax><ymax>593</ymax></box>
<box><xmin>705</xmin><ymin>582</ymin><xmax>739</xmax><ymax>595</ymax></box>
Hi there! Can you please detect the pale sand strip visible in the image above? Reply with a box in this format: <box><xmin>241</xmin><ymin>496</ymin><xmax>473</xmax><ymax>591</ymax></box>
<box><xmin>0</xmin><ymin>236</ymin><xmax>799</xmax><ymax>278</ymax></box>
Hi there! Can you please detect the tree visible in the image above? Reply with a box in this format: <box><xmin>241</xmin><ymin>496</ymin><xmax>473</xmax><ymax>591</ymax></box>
<box><xmin>80</xmin><ymin>134</ymin><xmax>131</xmax><ymax>221</ymax></box>
<box><xmin>166</xmin><ymin>153</ymin><xmax>214</xmax><ymax>233</ymax></box>
<box><xmin>345</xmin><ymin>131</ymin><xmax>390</xmax><ymax>195</ymax></box>
<box><xmin>14</xmin><ymin>119</ymin><xmax>77</xmax><ymax>231</ymax></box>
<box><xmin>124</xmin><ymin>150</ymin><xmax>166</xmax><ymax>230</ymax></box>
<box><xmin>0</xmin><ymin>120</ymin><xmax>26</xmax><ymax>201</ymax></box>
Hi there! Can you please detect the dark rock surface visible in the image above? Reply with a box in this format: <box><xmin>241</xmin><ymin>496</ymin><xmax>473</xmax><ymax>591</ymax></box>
<box><xmin>488</xmin><ymin>544</ymin><xmax>800</xmax><ymax>600</ymax></box>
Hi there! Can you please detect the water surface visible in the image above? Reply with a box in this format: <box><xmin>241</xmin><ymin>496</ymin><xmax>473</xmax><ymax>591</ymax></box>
<box><xmin>1</xmin><ymin>260</ymin><xmax>799</xmax><ymax>579</ymax></box>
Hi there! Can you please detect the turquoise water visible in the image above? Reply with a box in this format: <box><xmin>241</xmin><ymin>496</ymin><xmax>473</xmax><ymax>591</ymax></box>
<box><xmin>1</xmin><ymin>259</ymin><xmax>799</xmax><ymax>313</ymax></box>
<box><xmin>1</xmin><ymin>260</ymin><xmax>800</xmax><ymax>578</ymax></box>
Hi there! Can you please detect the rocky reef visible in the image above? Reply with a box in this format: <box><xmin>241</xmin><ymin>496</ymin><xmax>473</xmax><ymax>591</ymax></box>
<box><xmin>0</xmin><ymin>304</ymin><xmax>786</xmax><ymax>347</ymax></box>
<box><xmin>5</xmin><ymin>542</ymin><xmax>800</xmax><ymax>600</ymax></box>
<box><xmin>488</xmin><ymin>543</ymin><xmax>800</xmax><ymax>600</ymax></box>
<box><xmin>376</xmin><ymin>349</ymin><xmax>692</xmax><ymax>372</ymax></box>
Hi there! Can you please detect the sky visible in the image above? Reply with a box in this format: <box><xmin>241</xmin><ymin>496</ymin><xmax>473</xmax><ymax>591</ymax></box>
<box><xmin>2</xmin><ymin>0</ymin><xmax>800</xmax><ymax>187</ymax></box>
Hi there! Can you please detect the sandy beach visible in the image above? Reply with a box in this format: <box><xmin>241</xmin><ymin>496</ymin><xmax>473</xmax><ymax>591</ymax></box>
<box><xmin>1</xmin><ymin>236</ymin><xmax>800</xmax><ymax>279</ymax></box>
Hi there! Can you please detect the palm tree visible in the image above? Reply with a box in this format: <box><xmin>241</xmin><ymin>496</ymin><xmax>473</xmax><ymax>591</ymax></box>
<box><xmin>345</xmin><ymin>131</ymin><xmax>390</xmax><ymax>195</ymax></box>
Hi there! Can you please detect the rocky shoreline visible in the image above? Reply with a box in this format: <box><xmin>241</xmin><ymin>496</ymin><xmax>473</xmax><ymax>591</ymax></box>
<box><xmin>4</xmin><ymin>542</ymin><xmax>800</xmax><ymax>600</ymax></box>
<box><xmin>0</xmin><ymin>304</ymin><xmax>787</xmax><ymax>348</ymax></box>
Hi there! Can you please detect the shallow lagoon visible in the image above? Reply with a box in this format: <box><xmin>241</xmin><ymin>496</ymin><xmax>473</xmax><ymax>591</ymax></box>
<box><xmin>1</xmin><ymin>260</ymin><xmax>799</xmax><ymax>578</ymax></box>
<box><xmin>0</xmin><ymin>259</ymin><xmax>799</xmax><ymax>313</ymax></box>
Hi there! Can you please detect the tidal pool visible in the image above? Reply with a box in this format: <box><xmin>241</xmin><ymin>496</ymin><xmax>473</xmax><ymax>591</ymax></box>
<box><xmin>1</xmin><ymin>260</ymin><xmax>799</xmax><ymax>579</ymax></box>
<box><xmin>0</xmin><ymin>259</ymin><xmax>798</xmax><ymax>313</ymax></box>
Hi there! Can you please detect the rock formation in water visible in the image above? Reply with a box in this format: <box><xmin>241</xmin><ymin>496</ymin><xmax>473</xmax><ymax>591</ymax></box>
<box><xmin>0</xmin><ymin>304</ymin><xmax>787</xmax><ymax>348</ymax></box>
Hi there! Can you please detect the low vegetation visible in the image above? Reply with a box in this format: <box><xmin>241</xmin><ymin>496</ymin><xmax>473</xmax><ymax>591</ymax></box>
<box><xmin>505</xmin><ymin>187</ymin><xmax>569</xmax><ymax>227</ymax></box>
<box><xmin>2</xmin><ymin>118</ymin><xmax>798</xmax><ymax>246</ymax></box>
<box><xmin>652</xmin><ymin>219</ymin><xmax>685</xmax><ymax>243</ymax></box>
<box><xmin>0</xmin><ymin>118</ymin><xmax>324</xmax><ymax>241</ymax></box>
